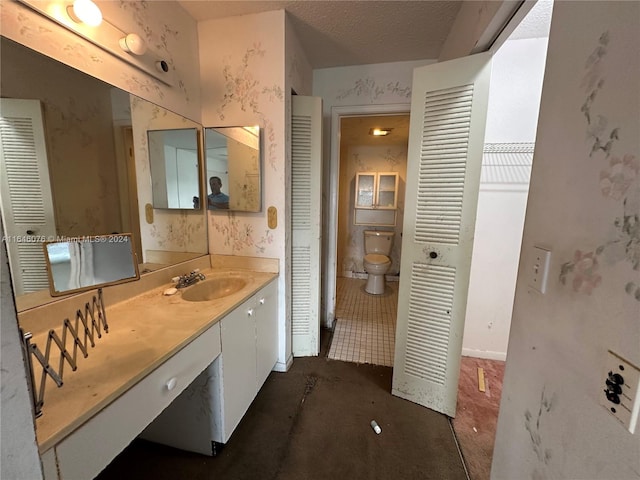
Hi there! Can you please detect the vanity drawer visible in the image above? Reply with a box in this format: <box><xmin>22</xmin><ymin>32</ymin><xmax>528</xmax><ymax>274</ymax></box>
<box><xmin>54</xmin><ymin>322</ymin><xmax>221</xmax><ymax>480</ymax></box>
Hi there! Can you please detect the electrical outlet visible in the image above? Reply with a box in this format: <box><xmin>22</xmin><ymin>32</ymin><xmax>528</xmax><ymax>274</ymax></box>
<box><xmin>600</xmin><ymin>350</ymin><xmax>640</xmax><ymax>434</ymax></box>
<box><xmin>528</xmin><ymin>246</ymin><xmax>551</xmax><ymax>294</ymax></box>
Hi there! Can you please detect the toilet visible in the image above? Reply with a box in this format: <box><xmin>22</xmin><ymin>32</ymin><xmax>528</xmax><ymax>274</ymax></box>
<box><xmin>363</xmin><ymin>230</ymin><xmax>394</xmax><ymax>295</ymax></box>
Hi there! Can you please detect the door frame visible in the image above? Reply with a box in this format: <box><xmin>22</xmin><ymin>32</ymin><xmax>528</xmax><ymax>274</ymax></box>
<box><xmin>324</xmin><ymin>103</ymin><xmax>410</xmax><ymax>328</ymax></box>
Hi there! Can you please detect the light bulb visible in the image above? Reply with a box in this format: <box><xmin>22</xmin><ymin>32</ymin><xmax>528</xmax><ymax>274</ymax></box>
<box><xmin>119</xmin><ymin>33</ymin><xmax>147</xmax><ymax>56</ymax></box>
<box><xmin>68</xmin><ymin>0</ymin><xmax>102</xmax><ymax>27</ymax></box>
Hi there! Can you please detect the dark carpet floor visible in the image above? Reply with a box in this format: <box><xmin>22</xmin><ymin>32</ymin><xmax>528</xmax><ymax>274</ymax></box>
<box><xmin>97</xmin><ymin>331</ymin><xmax>467</xmax><ymax>480</ymax></box>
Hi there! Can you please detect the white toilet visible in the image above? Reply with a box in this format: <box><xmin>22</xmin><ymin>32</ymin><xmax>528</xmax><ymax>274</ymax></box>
<box><xmin>363</xmin><ymin>230</ymin><xmax>394</xmax><ymax>295</ymax></box>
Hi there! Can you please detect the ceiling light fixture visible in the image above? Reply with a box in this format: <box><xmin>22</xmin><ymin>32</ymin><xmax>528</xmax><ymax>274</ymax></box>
<box><xmin>67</xmin><ymin>0</ymin><xmax>102</xmax><ymax>27</ymax></box>
<box><xmin>369</xmin><ymin>128</ymin><xmax>393</xmax><ymax>137</ymax></box>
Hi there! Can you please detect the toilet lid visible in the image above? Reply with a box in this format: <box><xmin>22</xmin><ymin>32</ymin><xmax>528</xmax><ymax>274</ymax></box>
<box><xmin>364</xmin><ymin>254</ymin><xmax>390</xmax><ymax>265</ymax></box>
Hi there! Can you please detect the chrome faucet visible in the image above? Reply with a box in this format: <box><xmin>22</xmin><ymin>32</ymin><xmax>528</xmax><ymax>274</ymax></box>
<box><xmin>174</xmin><ymin>270</ymin><xmax>206</xmax><ymax>289</ymax></box>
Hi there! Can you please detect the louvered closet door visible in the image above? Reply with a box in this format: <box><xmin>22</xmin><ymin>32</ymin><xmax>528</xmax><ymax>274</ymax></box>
<box><xmin>291</xmin><ymin>96</ymin><xmax>322</xmax><ymax>356</ymax></box>
<box><xmin>392</xmin><ymin>53</ymin><xmax>491</xmax><ymax>417</ymax></box>
<box><xmin>0</xmin><ymin>99</ymin><xmax>56</xmax><ymax>296</ymax></box>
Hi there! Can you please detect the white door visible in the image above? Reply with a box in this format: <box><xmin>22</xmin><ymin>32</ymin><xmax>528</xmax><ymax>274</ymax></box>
<box><xmin>392</xmin><ymin>53</ymin><xmax>492</xmax><ymax>417</ymax></box>
<box><xmin>291</xmin><ymin>95</ymin><xmax>322</xmax><ymax>356</ymax></box>
<box><xmin>0</xmin><ymin>99</ymin><xmax>56</xmax><ymax>295</ymax></box>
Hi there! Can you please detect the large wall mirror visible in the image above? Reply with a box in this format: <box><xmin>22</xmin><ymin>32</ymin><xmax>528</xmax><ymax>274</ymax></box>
<box><xmin>204</xmin><ymin>126</ymin><xmax>262</xmax><ymax>212</ymax></box>
<box><xmin>148</xmin><ymin>128</ymin><xmax>201</xmax><ymax>209</ymax></box>
<box><xmin>0</xmin><ymin>36</ymin><xmax>208</xmax><ymax>311</ymax></box>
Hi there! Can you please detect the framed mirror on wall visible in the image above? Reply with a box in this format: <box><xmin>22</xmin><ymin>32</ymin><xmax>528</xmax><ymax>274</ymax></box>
<box><xmin>0</xmin><ymin>36</ymin><xmax>208</xmax><ymax>311</ymax></box>
<box><xmin>148</xmin><ymin>128</ymin><xmax>201</xmax><ymax>210</ymax></box>
<box><xmin>204</xmin><ymin>126</ymin><xmax>262</xmax><ymax>212</ymax></box>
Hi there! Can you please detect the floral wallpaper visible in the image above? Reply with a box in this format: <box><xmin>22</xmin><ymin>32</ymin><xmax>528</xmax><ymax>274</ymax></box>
<box><xmin>559</xmin><ymin>32</ymin><xmax>640</xmax><ymax>302</ymax></box>
<box><xmin>130</xmin><ymin>97</ymin><xmax>207</xmax><ymax>258</ymax></box>
<box><xmin>216</xmin><ymin>43</ymin><xmax>284</xmax><ymax>172</ymax></box>
<box><xmin>336</xmin><ymin>77</ymin><xmax>412</xmax><ymax>103</ymax></box>
<box><xmin>492</xmin><ymin>4</ymin><xmax>640</xmax><ymax>479</ymax></box>
<box><xmin>199</xmin><ymin>11</ymin><xmax>287</xmax><ymax>261</ymax></box>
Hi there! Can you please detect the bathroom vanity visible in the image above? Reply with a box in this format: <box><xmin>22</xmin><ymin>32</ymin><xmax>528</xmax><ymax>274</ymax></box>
<box><xmin>19</xmin><ymin>257</ymin><xmax>278</xmax><ymax>480</ymax></box>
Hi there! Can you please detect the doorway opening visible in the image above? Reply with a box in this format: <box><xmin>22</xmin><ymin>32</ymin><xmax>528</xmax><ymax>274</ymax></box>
<box><xmin>327</xmin><ymin>113</ymin><xmax>409</xmax><ymax>366</ymax></box>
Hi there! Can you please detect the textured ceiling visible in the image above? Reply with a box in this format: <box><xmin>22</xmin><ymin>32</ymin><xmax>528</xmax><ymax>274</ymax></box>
<box><xmin>179</xmin><ymin>1</ymin><xmax>462</xmax><ymax>68</ymax></box>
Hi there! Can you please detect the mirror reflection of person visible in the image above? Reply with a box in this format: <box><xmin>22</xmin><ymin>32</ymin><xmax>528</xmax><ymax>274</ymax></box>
<box><xmin>208</xmin><ymin>176</ymin><xmax>229</xmax><ymax>210</ymax></box>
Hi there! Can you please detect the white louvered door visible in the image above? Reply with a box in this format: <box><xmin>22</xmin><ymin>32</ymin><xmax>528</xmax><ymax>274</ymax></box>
<box><xmin>0</xmin><ymin>99</ymin><xmax>56</xmax><ymax>296</ymax></box>
<box><xmin>291</xmin><ymin>96</ymin><xmax>322</xmax><ymax>356</ymax></box>
<box><xmin>392</xmin><ymin>53</ymin><xmax>491</xmax><ymax>416</ymax></box>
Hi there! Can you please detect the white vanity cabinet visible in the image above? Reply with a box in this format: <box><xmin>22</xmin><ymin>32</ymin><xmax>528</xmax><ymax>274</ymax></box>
<box><xmin>140</xmin><ymin>278</ymin><xmax>279</xmax><ymax>454</ymax></box>
<box><xmin>215</xmin><ymin>278</ymin><xmax>278</xmax><ymax>443</ymax></box>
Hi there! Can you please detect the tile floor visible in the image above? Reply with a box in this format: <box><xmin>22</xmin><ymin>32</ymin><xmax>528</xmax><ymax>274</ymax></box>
<box><xmin>328</xmin><ymin>277</ymin><xmax>398</xmax><ymax>366</ymax></box>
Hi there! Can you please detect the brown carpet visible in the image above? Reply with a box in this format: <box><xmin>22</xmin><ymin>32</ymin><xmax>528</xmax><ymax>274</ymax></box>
<box><xmin>97</xmin><ymin>331</ymin><xmax>467</xmax><ymax>480</ymax></box>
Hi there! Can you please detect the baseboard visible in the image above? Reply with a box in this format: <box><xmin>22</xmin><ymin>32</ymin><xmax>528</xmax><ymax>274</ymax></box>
<box><xmin>461</xmin><ymin>348</ymin><xmax>507</xmax><ymax>362</ymax></box>
<box><xmin>273</xmin><ymin>353</ymin><xmax>294</xmax><ymax>372</ymax></box>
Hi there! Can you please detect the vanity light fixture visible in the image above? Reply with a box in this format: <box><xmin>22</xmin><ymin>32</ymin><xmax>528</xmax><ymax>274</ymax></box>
<box><xmin>119</xmin><ymin>33</ymin><xmax>147</xmax><ymax>56</ymax></box>
<box><xmin>369</xmin><ymin>128</ymin><xmax>393</xmax><ymax>137</ymax></box>
<box><xmin>67</xmin><ymin>0</ymin><xmax>102</xmax><ymax>27</ymax></box>
<box><xmin>17</xmin><ymin>0</ymin><xmax>174</xmax><ymax>86</ymax></box>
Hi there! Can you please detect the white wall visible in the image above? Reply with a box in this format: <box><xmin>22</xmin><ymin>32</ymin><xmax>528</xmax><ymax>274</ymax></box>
<box><xmin>462</xmin><ymin>36</ymin><xmax>548</xmax><ymax>360</ymax></box>
<box><xmin>492</xmin><ymin>2</ymin><xmax>640</xmax><ymax>478</ymax></box>
<box><xmin>484</xmin><ymin>37</ymin><xmax>549</xmax><ymax>144</ymax></box>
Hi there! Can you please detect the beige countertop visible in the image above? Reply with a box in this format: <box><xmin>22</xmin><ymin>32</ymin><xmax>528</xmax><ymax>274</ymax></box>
<box><xmin>30</xmin><ymin>268</ymin><xmax>277</xmax><ymax>453</ymax></box>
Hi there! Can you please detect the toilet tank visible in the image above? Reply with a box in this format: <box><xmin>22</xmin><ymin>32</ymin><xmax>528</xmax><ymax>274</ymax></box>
<box><xmin>364</xmin><ymin>230</ymin><xmax>394</xmax><ymax>255</ymax></box>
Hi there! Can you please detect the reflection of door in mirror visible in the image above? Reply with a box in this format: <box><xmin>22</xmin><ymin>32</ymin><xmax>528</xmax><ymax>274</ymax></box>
<box><xmin>148</xmin><ymin>128</ymin><xmax>200</xmax><ymax>209</ymax></box>
<box><xmin>0</xmin><ymin>99</ymin><xmax>56</xmax><ymax>295</ymax></box>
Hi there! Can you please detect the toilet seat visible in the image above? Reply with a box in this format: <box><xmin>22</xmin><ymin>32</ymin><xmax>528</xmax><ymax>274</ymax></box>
<box><xmin>364</xmin><ymin>253</ymin><xmax>390</xmax><ymax>266</ymax></box>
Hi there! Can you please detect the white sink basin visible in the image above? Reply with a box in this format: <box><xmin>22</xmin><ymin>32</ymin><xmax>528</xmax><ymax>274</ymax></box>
<box><xmin>180</xmin><ymin>276</ymin><xmax>247</xmax><ymax>302</ymax></box>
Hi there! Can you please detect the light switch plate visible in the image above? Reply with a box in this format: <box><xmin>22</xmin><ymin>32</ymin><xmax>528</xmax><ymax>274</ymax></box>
<box><xmin>528</xmin><ymin>246</ymin><xmax>551</xmax><ymax>293</ymax></box>
<box><xmin>600</xmin><ymin>350</ymin><xmax>640</xmax><ymax>434</ymax></box>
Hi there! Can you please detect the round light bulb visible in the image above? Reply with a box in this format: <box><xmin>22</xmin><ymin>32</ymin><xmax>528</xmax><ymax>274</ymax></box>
<box><xmin>71</xmin><ymin>0</ymin><xmax>102</xmax><ymax>27</ymax></box>
<box><xmin>119</xmin><ymin>33</ymin><xmax>147</xmax><ymax>56</ymax></box>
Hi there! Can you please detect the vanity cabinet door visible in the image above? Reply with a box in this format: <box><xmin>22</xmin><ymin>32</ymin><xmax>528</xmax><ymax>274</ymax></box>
<box><xmin>219</xmin><ymin>300</ymin><xmax>258</xmax><ymax>442</ymax></box>
<box><xmin>255</xmin><ymin>280</ymin><xmax>278</xmax><ymax>391</ymax></box>
<box><xmin>40</xmin><ymin>448</ymin><xmax>58</xmax><ymax>480</ymax></box>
